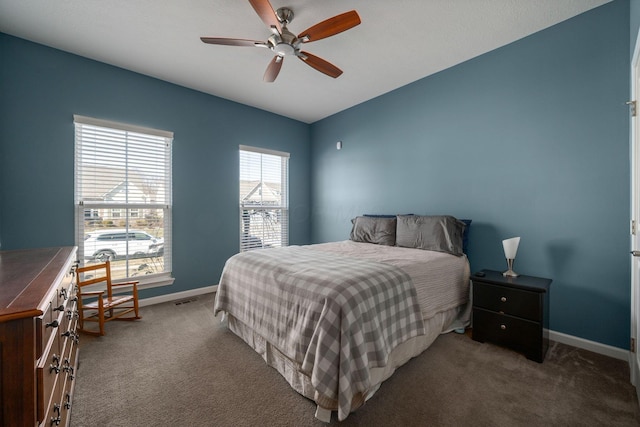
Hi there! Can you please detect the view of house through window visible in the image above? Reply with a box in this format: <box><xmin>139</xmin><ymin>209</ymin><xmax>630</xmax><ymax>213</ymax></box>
<box><xmin>239</xmin><ymin>145</ymin><xmax>289</xmax><ymax>251</ymax></box>
<box><xmin>74</xmin><ymin>115</ymin><xmax>173</xmax><ymax>283</ymax></box>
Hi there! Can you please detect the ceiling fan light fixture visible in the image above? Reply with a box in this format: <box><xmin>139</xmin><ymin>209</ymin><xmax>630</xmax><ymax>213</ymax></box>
<box><xmin>273</xmin><ymin>43</ymin><xmax>295</xmax><ymax>56</ymax></box>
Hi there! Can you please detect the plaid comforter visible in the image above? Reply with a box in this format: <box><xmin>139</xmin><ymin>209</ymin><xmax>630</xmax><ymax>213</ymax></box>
<box><xmin>214</xmin><ymin>245</ymin><xmax>426</xmax><ymax>420</ymax></box>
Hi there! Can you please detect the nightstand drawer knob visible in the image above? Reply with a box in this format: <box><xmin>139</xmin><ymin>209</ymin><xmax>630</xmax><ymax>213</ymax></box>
<box><xmin>500</xmin><ymin>324</ymin><xmax>507</xmax><ymax>330</ymax></box>
<box><xmin>500</xmin><ymin>296</ymin><xmax>507</xmax><ymax>303</ymax></box>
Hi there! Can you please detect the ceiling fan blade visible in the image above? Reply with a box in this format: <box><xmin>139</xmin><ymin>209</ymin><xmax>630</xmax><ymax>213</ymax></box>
<box><xmin>248</xmin><ymin>0</ymin><xmax>282</xmax><ymax>33</ymax></box>
<box><xmin>264</xmin><ymin>56</ymin><xmax>283</xmax><ymax>82</ymax></box>
<box><xmin>200</xmin><ymin>37</ymin><xmax>264</xmax><ymax>47</ymax></box>
<box><xmin>297</xmin><ymin>10</ymin><xmax>361</xmax><ymax>43</ymax></box>
<box><xmin>298</xmin><ymin>51</ymin><xmax>343</xmax><ymax>78</ymax></box>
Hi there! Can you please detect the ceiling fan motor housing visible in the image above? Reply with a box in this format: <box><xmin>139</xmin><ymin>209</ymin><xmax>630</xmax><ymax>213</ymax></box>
<box><xmin>268</xmin><ymin>25</ymin><xmax>299</xmax><ymax>57</ymax></box>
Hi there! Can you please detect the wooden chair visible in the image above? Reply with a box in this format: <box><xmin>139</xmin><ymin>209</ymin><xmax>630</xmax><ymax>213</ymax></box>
<box><xmin>75</xmin><ymin>260</ymin><xmax>141</xmax><ymax>336</ymax></box>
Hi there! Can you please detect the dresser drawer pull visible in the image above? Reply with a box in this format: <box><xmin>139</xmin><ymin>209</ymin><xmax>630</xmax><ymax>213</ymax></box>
<box><xmin>53</xmin><ymin>304</ymin><xmax>65</xmax><ymax>312</ymax></box>
<box><xmin>46</xmin><ymin>319</ymin><xmax>59</xmax><ymax>329</ymax></box>
<box><xmin>500</xmin><ymin>296</ymin><xmax>507</xmax><ymax>303</ymax></box>
<box><xmin>61</xmin><ymin>330</ymin><xmax>71</xmax><ymax>338</ymax></box>
<box><xmin>59</xmin><ymin>288</ymin><xmax>68</xmax><ymax>300</ymax></box>
<box><xmin>63</xmin><ymin>358</ymin><xmax>72</xmax><ymax>374</ymax></box>
<box><xmin>64</xmin><ymin>392</ymin><xmax>72</xmax><ymax>410</ymax></box>
<box><xmin>50</xmin><ymin>354</ymin><xmax>61</xmax><ymax>374</ymax></box>
<box><xmin>500</xmin><ymin>324</ymin><xmax>507</xmax><ymax>330</ymax></box>
<box><xmin>50</xmin><ymin>403</ymin><xmax>61</xmax><ymax>425</ymax></box>
<box><xmin>62</xmin><ymin>357</ymin><xmax>75</xmax><ymax>379</ymax></box>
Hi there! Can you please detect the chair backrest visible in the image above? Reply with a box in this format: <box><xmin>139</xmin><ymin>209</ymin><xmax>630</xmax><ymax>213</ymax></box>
<box><xmin>76</xmin><ymin>261</ymin><xmax>114</xmax><ymax>298</ymax></box>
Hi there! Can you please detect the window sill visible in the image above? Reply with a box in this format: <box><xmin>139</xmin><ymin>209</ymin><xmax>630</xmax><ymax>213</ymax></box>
<box><xmin>114</xmin><ymin>272</ymin><xmax>174</xmax><ymax>290</ymax></box>
<box><xmin>81</xmin><ymin>273</ymin><xmax>174</xmax><ymax>295</ymax></box>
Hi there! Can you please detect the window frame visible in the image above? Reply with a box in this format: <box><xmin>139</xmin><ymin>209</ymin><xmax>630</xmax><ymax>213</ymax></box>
<box><xmin>74</xmin><ymin>115</ymin><xmax>174</xmax><ymax>288</ymax></box>
<box><xmin>239</xmin><ymin>145</ymin><xmax>290</xmax><ymax>252</ymax></box>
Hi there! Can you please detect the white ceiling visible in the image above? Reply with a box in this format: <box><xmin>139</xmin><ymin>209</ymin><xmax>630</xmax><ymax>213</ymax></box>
<box><xmin>0</xmin><ymin>0</ymin><xmax>611</xmax><ymax>123</ymax></box>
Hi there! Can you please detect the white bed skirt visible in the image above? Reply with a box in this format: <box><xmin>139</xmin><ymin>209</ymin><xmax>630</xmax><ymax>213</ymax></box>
<box><xmin>224</xmin><ymin>300</ymin><xmax>471</xmax><ymax>422</ymax></box>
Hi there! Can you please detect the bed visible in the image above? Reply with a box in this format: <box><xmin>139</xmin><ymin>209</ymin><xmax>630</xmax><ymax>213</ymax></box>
<box><xmin>213</xmin><ymin>215</ymin><xmax>471</xmax><ymax>422</ymax></box>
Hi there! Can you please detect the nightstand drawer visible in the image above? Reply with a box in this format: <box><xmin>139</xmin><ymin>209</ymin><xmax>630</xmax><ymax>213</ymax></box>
<box><xmin>472</xmin><ymin>308</ymin><xmax>542</xmax><ymax>358</ymax></box>
<box><xmin>473</xmin><ymin>281</ymin><xmax>541</xmax><ymax>321</ymax></box>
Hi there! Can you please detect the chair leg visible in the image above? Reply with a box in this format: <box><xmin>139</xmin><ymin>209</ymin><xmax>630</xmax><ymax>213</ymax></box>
<box><xmin>133</xmin><ymin>287</ymin><xmax>141</xmax><ymax>319</ymax></box>
<box><xmin>98</xmin><ymin>299</ymin><xmax>105</xmax><ymax>336</ymax></box>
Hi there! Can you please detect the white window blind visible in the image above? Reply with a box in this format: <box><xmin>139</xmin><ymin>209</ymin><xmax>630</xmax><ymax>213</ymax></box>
<box><xmin>74</xmin><ymin>115</ymin><xmax>173</xmax><ymax>286</ymax></box>
<box><xmin>239</xmin><ymin>145</ymin><xmax>289</xmax><ymax>252</ymax></box>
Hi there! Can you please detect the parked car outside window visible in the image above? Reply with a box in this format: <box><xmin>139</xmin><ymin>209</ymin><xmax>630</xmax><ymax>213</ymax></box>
<box><xmin>84</xmin><ymin>229</ymin><xmax>163</xmax><ymax>261</ymax></box>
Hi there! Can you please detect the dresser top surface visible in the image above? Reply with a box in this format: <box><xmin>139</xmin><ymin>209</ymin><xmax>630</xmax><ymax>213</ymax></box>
<box><xmin>473</xmin><ymin>269</ymin><xmax>552</xmax><ymax>292</ymax></box>
<box><xmin>0</xmin><ymin>246</ymin><xmax>76</xmax><ymax>321</ymax></box>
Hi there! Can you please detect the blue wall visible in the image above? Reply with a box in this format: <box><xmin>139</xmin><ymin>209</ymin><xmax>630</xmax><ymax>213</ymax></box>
<box><xmin>311</xmin><ymin>1</ymin><xmax>631</xmax><ymax>348</ymax></box>
<box><xmin>0</xmin><ymin>34</ymin><xmax>311</xmax><ymax>299</ymax></box>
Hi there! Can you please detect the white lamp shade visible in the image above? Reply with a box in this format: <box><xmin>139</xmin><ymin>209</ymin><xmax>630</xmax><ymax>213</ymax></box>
<box><xmin>502</xmin><ymin>237</ymin><xmax>520</xmax><ymax>259</ymax></box>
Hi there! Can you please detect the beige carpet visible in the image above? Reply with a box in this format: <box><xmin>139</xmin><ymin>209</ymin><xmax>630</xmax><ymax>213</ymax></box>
<box><xmin>70</xmin><ymin>293</ymin><xmax>640</xmax><ymax>426</ymax></box>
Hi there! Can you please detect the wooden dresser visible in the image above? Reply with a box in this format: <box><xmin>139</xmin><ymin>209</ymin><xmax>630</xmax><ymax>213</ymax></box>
<box><xmin>0</xmin><ymin>247</ymin><xmax>79</xmax><ymax>427</ymax></box>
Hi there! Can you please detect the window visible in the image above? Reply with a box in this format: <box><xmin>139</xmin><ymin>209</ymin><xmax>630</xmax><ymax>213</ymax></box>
<box><xmin>74</xmin><ymin>115</ymin><xmax>173</xmax><ymax>286</ymax></box>
<box><xmin>239</xmin><ymin>145</ymin><xmax>289</xmax><ymax>251</ymax></box>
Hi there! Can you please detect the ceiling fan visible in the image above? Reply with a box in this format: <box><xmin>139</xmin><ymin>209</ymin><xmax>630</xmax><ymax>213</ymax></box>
<box><xmin>200</xmin><ymin>0</ymin><xmax>361</xmax><ymax>82</ymax></box>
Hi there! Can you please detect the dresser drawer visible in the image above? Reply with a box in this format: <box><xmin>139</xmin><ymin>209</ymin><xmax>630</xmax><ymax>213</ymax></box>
<box><xmin>36</xmin><ymin>300</ymin><xmax>61</xmax><ymax>358</ymax></box>
<box><xmin>42</xmin><ymin>372</ymin><xmax>65</xmax><ymax>427</ymax></box>
<box><xmin>58</xmin><ymin>346</ymin><xmax>79</xmax><ymax>427</ymax></box>
<box><xmin>36</xmin><ymin>266</ymin><xmax>75</xmax><ymax>359</ymax></box>
<box><xmin>56</xmin><ymin>266</ymin><xmax>75</xmax><ymax>308</ymax></box>
<box><xmin>473</xmin><ymin>281</ymin><xmax>542</xmax><ymax>321</ymax></box>
<box><xmin>473</xmin><ymin>308</ymin><xmax>542</xmax><ymax>356</ymax></box>
<box><xmin>36</xmin><ymin>331</ymin><xmax>63</xmax><ymax>422</ymax></box>
<box><xmin>59</xmin><ymin>381</ymin><xmax>74</xmax><ymax>427</ymax></box>
<box><xmin>61</xmin><ymin>313</ymin><xmax>78</xmax><ymax>374</ymax></box>
<box><xmin>59</xmin><ymin>300</ymin><xmax>74</xmax><ymax>338</ymax></box>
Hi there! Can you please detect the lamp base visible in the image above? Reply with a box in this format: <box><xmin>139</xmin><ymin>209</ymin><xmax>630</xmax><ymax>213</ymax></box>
<box><xmin>503</xmin><ymin>258</ymin><xmax>518</xmax><ymax>277</ymax></box>
<box><xmin>502</xmin><ymin>269</ymin><xmax>519</xmax><ymax>277</ymax></box>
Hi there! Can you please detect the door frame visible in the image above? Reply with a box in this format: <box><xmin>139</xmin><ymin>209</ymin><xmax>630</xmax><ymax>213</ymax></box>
<box><xmin>630</xmin><ymin>27</ymin><xmax>640</xmax><ymax>402</ymax></box>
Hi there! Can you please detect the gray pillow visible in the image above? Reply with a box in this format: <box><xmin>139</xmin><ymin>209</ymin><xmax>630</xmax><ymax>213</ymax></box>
<box><xmin>396</xmin><ymin>215</ymin><xmax>465</xmax><ymax>256</ymax></box>
<box><xmin>350</xmin><ymin>216</ymin><xmax>397</xmax><ymax>246</ymax></box>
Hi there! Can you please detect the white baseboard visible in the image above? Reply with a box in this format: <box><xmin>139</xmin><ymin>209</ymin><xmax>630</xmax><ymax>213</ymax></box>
<box><xmin>548</xmin><ymin>329</ymin><xmax>629</xmax><ymax>361</ymax></box>
<box><xmin>139</xmin><ymin>285</ymin><xmax>218</xmax><ymax>307</ymax></box>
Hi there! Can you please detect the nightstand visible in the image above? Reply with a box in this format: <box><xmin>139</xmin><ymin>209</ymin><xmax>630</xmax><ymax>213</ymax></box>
<box><xmin>471</xmin><ymin>269</ymin><xmax>552</xmax><ymax>363</ymax></box>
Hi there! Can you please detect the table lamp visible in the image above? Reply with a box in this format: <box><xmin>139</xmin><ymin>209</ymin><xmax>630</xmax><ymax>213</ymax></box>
<box><xmin>502</xmin><ymin>237</ymin><xmax>520</xmax><ymax>277</ymax></box>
